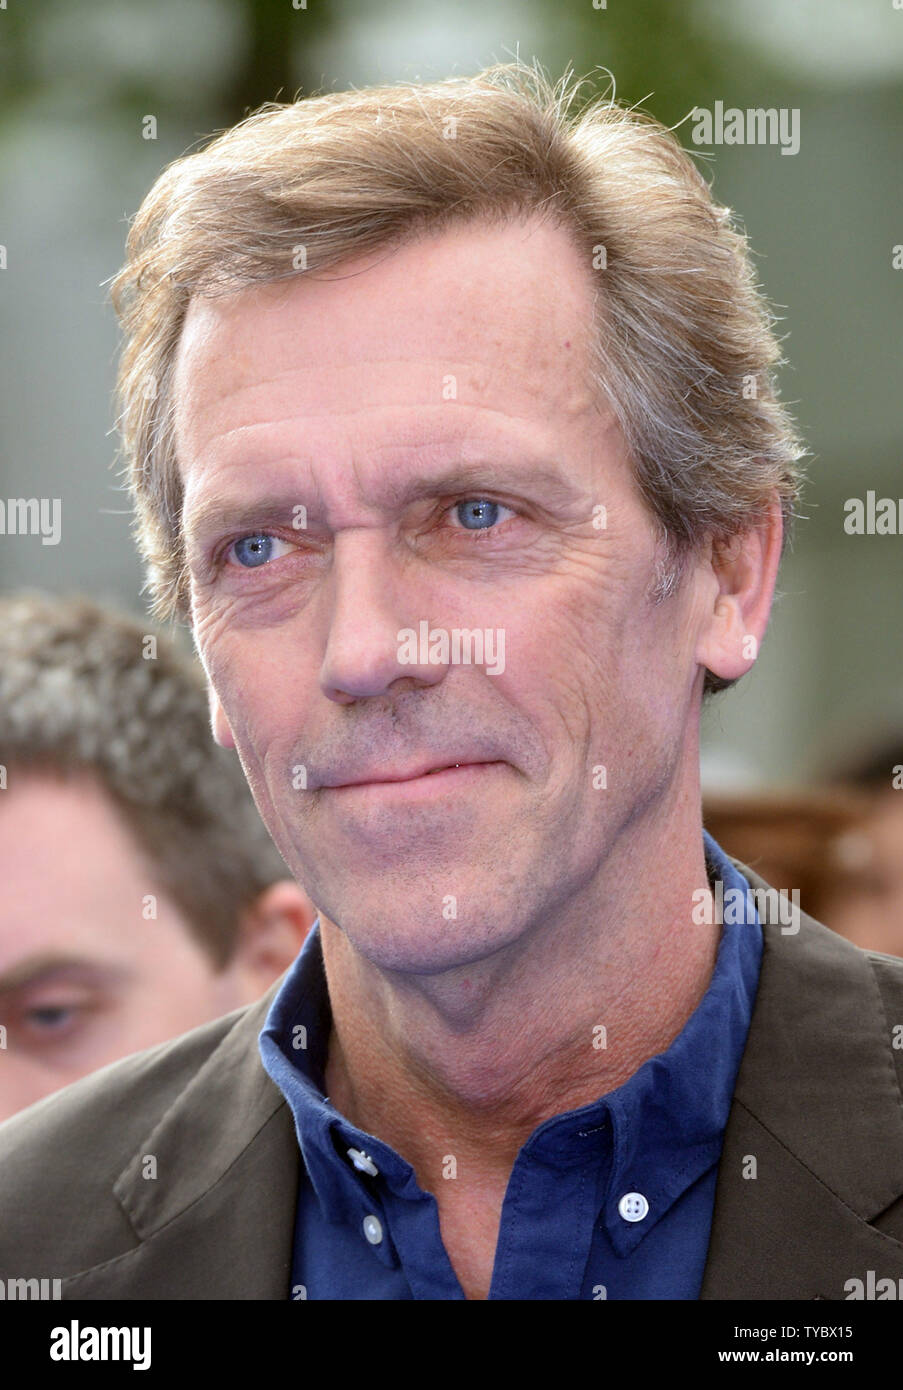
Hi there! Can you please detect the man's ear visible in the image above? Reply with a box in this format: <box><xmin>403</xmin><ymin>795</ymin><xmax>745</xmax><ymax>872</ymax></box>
<box><xmin>694</xmin><ymin>495</ymin><xmax>783</xmax><ymax>685</ymax></box>
<box><xmin>231</xmin><ymin>881</ymin><xmax>318</xmax><ymax>997</ymax></box>
<box><xmin>208</xmin><ymin>684</ymin><xmax>236</xmax><ymax>750</ymax></box>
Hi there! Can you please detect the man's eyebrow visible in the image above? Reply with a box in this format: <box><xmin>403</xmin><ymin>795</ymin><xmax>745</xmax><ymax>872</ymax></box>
<box><xmin>183</xmin><ymin>463</ymin><xmax>587</xmax><ymax>544</ymax></box>
<box><xmin>0</xmin><ymin>954</ymin><xmax>128</xmax><ymax>999</ymax></box>
<box><xmin>379</xmin><ymin>462</ymin><xmax>587</xmax><ymax>509</ymax></box>
<box><xmin>183</xmin><ymin>496</ymin><xmax>310</xmax><ymax>548</ymax></box>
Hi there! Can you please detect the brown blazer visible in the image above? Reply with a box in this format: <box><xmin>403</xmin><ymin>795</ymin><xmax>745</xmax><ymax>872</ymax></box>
<box><xmin>2</xmin><ymin>862</ymin><xmax>903</xmax><ymax>1300</ymax></box>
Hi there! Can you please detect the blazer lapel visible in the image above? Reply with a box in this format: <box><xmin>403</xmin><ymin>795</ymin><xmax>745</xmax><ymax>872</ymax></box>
<box><xmin>63</xmin><ymin>981</ymin><xmax>300</xmax><ymax>1299</ymax></box>
<box><xmin>701</xmin><ymin>867</ymin><xmax>903</xmax><ymax>1299</ymax></box>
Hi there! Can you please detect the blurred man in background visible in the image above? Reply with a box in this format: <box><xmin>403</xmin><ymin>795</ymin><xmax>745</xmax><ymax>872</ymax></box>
<box><xmin>702</xmin><ymin>787</ymin><xmax>868</xmax><ymax>928</ymax></box>
<box><xmin>704</xmin><ymin>747</ymin><xmax>903</xmax><ymax>959</ymax></box>
<box><xmin>0</xmin><ymin>593</ymin><xmax>316</xmax><ymax>1121</ymax></box>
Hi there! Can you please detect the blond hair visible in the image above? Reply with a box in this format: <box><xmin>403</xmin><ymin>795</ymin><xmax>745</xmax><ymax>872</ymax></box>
<box><xmin>112</xmin><ymin>61</ymin><xmax>805</xmax><ymax>690</ymax></box>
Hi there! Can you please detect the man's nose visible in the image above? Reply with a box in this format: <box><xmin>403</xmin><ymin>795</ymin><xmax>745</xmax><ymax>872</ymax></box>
<box><xmin>319</xmin><ymin>531</ymin><xmax>446</xmax><ymax>704</ymax></box>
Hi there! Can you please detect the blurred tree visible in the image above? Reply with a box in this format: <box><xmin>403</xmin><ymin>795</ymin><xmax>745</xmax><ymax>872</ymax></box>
<box><xmin>0</xmin><ymin>0</ymin><xmax>338</xmax><ymax>134</ymax></box>
<box><xmin>537</xmin><ymin>0</ymin><xmax>751</xmax><ymax>131</ymax></box>
<box><xmin>226</xmin><ymin>0</ymin><xmax>339</xmax><ymax>120</ymax></box>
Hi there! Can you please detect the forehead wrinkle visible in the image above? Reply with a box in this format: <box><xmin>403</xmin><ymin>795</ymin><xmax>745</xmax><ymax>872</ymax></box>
<box><xmin>177</xmin><ymin>351</ymin><xmax>591</xmax><ymax>432</ymax></box>
<box><xmin>179</xmin><ymin>391</ymin><xmax>602</xmax><ymax>475</ymax></box>
<box><xmin>176</xmin><ymin>265</ymin><xmax>597</xmax><ymax>431</ymax></box>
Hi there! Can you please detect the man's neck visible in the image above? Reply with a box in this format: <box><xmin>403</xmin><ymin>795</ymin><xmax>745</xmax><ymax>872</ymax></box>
<box><xmin>319</xmin><ymin>807</ymin><xmax>720</xmax><ymax>1190</ymax></box>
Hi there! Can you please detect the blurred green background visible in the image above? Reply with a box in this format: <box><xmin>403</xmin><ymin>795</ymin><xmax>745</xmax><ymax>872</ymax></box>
<box><xmin>1</xmin><ymin>0</ymin><xmax>900</xmax><ymax>788</ymax></box>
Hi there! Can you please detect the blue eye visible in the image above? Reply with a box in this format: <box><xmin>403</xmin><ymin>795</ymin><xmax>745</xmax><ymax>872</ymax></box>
<box><xmin>228</xmin><ymin>534</ymin><xmax>296</xmax><ymax>568</ymax></box>
<box><xmin>454</xmin><ymin>500</ymin><xmax>504</xmax><ymax>530</ymax></box>
<box><xmin>232</xmin><ymin>535</ymin><xmax>276</xmax><ymax>567</ymax></box>
<box><xmin>27</xmin><ymin>1006</ymin><xmax>75</xmax><ymax>1031</ymax></box>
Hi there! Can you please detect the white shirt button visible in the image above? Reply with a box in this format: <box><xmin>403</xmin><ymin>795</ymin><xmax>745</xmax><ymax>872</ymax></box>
<box><xmin>362</xmin><ymin>1214</ymin><xmax>383</xmax><ymax>1245</ymax></box>
<box><xmin>618</xmin><ymin>1191</ymin><xmax>649</xmax><ymax>1223</ymax></box>
<box><xmin>347</xmin><ymin>1148</ymin><xmax>379</xmax><ymax>1176</ymax></box>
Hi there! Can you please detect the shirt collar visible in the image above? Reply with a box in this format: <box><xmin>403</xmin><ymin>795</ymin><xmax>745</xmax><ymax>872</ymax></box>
<box><xmin>259</xmin><ymin>831</ymin><xmax>762</xmax><ymax>1252</ymax></box>
<box><xmin>593</xmin><ymin>831</ymin><xmax>762</xmax><ymax>1252</ymax></box>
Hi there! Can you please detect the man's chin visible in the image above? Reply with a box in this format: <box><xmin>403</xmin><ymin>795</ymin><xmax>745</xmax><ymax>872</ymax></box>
<box><xmin>320</xmin><ymin>906</ymin><xmax>522</xmax><ymax>978</ymax></box>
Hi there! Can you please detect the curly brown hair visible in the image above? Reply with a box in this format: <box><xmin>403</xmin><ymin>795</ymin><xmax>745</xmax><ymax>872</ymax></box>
<box><xmin>0</xmin><ymin>592</ymin><xmax>291</xmax><ymax>968</ymax></box>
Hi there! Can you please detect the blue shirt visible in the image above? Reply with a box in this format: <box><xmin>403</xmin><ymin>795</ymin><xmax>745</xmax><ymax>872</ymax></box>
<box><xmin>259</xmin><ymin>831</ymin><xmax>762</xmax><ymax>1299</ymax></box>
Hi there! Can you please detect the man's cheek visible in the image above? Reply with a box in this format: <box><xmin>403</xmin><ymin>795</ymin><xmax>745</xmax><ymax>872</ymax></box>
<box><xmin>231</xmin><ymin>683</ymin><xmax>313</xmax><ymax>807</ymax></box>
<box><xmin>197</xmin><ymin>641</ymin><xmax>279</xmax><ymax>780</ymax></box>
<box><xmin>191</xmin><ymin>596</ymin><xmax>243</xmax><ymax>684</ymax></box>
<box><xmin>192</xmin><ymin>603</ymin><xmax>264</xmax><ymax>712</ymax></box>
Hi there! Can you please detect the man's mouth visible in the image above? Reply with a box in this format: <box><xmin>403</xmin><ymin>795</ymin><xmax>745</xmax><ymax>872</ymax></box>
<box><xmin>324</xmin><ymin>760</ymin><xmax>504</xmax><ymax>791</ymax></box>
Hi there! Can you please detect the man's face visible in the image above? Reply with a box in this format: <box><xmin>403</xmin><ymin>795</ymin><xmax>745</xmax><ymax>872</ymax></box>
<box><xmin>0</xmin><ymin>773</ymin><xmax>246</xmax><ymax>1121</ymax></box>
<box><xmin>179</xmin><ymin>217</ymin><xmax>713</xmax><ymax>975</ymax></box>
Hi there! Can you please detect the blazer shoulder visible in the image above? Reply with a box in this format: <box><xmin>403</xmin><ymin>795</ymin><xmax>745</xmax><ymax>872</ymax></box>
<box><xmin>0</xmin><ymin>1002</ymin><xmax>253</xmax><ymax>1274</ymax></box>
